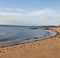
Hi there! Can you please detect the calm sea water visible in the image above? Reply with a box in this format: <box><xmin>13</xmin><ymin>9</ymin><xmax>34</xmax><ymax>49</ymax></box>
<box><xmin>0</xmin><ymin>26</ymin><xmax>57</xmax><ymax>45</ymax></box>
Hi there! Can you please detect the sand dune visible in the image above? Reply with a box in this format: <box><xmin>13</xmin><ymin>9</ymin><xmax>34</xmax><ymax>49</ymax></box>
<box><xmin>0</xmin><ymin>26</ymin><xmax>60</xmax><ymax>58</ymax></box>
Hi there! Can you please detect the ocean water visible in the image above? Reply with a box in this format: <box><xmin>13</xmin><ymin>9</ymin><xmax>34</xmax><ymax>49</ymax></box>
<box><xmin>0</xmin><ymin>26</ymin><xmax>57</xmax><ymax>45</ymax></box>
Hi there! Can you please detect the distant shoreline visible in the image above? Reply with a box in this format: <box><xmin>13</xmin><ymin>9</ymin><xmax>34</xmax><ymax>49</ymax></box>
<box><xmin>0</xmin><ymin>25</ymin><xmax>56</xmax><ymax>27</ymax></box>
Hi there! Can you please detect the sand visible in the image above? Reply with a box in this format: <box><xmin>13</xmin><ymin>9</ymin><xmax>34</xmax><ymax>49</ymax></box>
<box><xmin>0</xmin><ymin>26</ymin><xmax>60</xmax><ymax>58</ymax></box>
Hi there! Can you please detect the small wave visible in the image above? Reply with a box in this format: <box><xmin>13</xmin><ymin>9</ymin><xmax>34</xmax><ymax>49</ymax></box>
<box><xmin>0</xmin><ymin>27</ymin><xmax>57</xmax><ymax>46</ymax></box>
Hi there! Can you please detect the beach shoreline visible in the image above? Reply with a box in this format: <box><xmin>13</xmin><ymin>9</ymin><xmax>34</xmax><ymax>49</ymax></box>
<box><xmin>0</xmin><ymin>26</ymin><xmax>60</xmax><ymax>58</ymax></box>
<box><xmin>0</xmin><ymin>27</ymin><xmax>58</xmax><ymax>48</ymax></box>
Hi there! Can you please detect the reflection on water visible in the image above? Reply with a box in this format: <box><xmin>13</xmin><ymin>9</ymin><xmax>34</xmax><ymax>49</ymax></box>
<box><xmin>0</xmin><ymin>26</ymin><xmax>57</xmax><ymax>45</ymax></box>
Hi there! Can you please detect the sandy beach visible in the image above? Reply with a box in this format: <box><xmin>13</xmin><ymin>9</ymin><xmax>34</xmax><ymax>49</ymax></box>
<box><xmin>0</xmin><ymin>26</ymin><xmax>60</xmax><ymax>58</ymax></box>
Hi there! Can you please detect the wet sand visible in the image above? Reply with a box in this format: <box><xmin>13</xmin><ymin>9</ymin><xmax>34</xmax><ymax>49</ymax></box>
<box><xmin>0</xmin><ymin>26</ymin><xmax>60</xmax><ymax>58</ymax></box>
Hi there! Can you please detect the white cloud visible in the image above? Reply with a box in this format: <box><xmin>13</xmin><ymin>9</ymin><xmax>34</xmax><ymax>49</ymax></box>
<box><xmin>16</xmin><ymin>8</ymin><xmax>27</xmax><ymax>12</ymax></box>
<box><xmin>0</xmin><ymin>8</ymin><xmax>27</xmax><ymax>12</ymax></box>
<box><xmin>0</xmin><ymin>8</ymin><xmax>60</xmax><ymax>26</ymax></box>
<box><xmin>0</xmin><ymin>8</ymin><xmax>12</xmax><ymax>11</ymax></box>
<box><xmin>25</xmin><ymin>8</ymin><xmax>54</xmax><ymax>17</ymax></box>
<box><xmin>5</xmin><ymin>8</ymin><xmax>12</xmax><ymax>11</ymax></box>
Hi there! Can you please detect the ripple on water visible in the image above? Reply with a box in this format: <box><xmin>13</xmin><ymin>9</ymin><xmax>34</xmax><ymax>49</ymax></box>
<box><xmin>0</xmin><ymin>27</ymin><xmax>57</xmax><ymax>46</ymax></box>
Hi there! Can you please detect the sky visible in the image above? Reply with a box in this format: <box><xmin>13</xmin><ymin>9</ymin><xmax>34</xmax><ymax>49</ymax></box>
<box><xmin>0</xmin><ymin>0</ymin><xmax>60</xmax><ymax>26</ymax></box>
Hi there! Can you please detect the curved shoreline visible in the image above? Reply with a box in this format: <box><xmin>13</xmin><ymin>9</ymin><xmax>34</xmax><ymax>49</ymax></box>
<box><xmin>0</xmin><ymin>28</ymin><xmax>59</xmax><ymax>48</ymax></box>
<box><xmin>0</xmin><ymin>27</ymin><xmax>60</xmax><ymax>58</ymax></box>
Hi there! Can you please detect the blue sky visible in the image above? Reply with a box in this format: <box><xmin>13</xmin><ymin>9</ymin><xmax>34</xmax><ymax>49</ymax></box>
<box><xmin>0</xmin><ymin>0</ymin><xmax>60</xmax><ymax>26</ymax></box>
<box><xmin>0</xmin><ymin>0</ymin><xmax>60</xmax><ymax>9</ymax></box>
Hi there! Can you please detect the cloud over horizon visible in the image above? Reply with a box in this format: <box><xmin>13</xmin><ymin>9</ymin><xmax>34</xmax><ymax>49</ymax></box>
<box><xmin>0</xmin><ymin>8</ymin><xmax>60</xmax><ymax>26</ymax></box>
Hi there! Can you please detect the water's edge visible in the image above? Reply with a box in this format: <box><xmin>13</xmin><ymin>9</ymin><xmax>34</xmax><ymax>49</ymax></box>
<box><xmin>0</xmin><ymin>29</ymin><xmax>58</xmax><ymax>47</ymax></box>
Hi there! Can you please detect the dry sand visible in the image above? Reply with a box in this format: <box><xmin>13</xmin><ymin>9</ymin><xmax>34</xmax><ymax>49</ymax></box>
<box><xmin>0</xmin><ymin>27</ymin><xmax>60</xmax><ymax>58</ymax></box>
